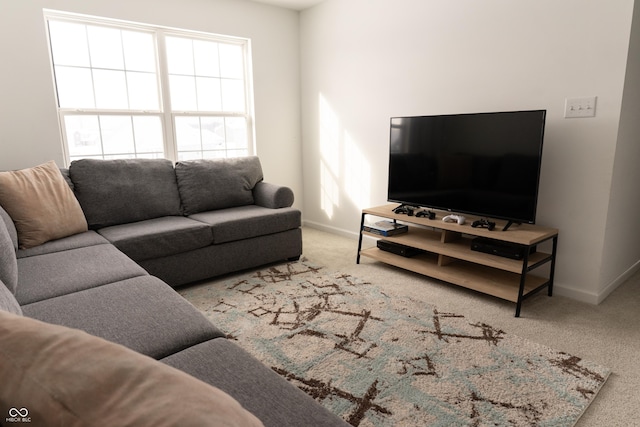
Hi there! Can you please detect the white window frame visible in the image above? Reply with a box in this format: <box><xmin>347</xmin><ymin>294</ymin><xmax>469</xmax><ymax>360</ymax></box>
<box><xmin>43</xmin><ymin>9</ymin><xmax>256</xmax><ymax>165</ymax></box>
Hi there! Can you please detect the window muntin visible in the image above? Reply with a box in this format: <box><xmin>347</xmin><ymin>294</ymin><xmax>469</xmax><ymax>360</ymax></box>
<box><xmin>45</xmin><ymin>11</ymin><xmax>253</xmax><ymax>164</ymax></box>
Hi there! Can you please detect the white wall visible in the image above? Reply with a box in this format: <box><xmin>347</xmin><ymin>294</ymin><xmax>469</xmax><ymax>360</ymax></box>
<box><xmin>299</xmin><ymin>0</ymin><xmax>636</xmax><ymax>302</ymax></box>
<box><xmin>0</xmin><ymin>0</ymin><xmax>303</xmax><ymax>207</ymax></box>
<box><xmin>600</xmin><ymin>0</ymin><xmax>640</xmax><ymax>300</ymax></box>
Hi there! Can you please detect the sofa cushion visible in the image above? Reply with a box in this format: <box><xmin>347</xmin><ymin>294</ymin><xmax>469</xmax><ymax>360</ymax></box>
<box><xmin>0</xmin><ymin>279</ymin><xmax>21</xmax><ymax>315</ymax></box>
<box><xmin>190</xmin><ymin>205</ymin><xmax>301</xmax><ymax>244</ymax></box>
<box><xmin>175</xmin><ymin>156</ymin><xmax>264</xmax><ymax>215</ymax></box>
<box><xmin>0</xmin><ymin>160</ymin><xmax>88</xmax><ymax>249</ymax></box>
<box><xmin>22</xmin><ymin>275</ymin><xmax>225</xmax><ymax>359</ymax></box>
<box><xmin>163</xmin><ymin>338</ymin><xmax>350</xmax><ymax>427</ymax></box>
<box><xmin>0</xmin><ymin>204</ymin><xmax>18</xmax><ymax>251</ymax></box>
<box><xmin>97</xmin><ymin>216</ymin><xmax>213</xmax><ymax>262</ymax></box>
<box><xmin>139</xmin><ymin>228</ymin><xmax>303</xmax><ymax>287</ymax></box>
<box><xmin>16</xmin><ymin>230</ymin><xmax>109</xmax><ymax>259</ymax></box>
<box><xmin>69</xmin><ymin>158</ymin><xmax>182</xmax><ymax>229</ymax></box>
<box><xmin>15</xmin><ymin>244</ymin><xmax>147</xmax><ymax>305</ymax></box>
<box><xmin>0</xmin><ymin>216</ymin><xmax>17</xmax><ymax>294</ymax></box>
<box><xmin>0</xmin><ymin>310</ymin><xmax>264</xmax><ymax>427</ymax></box>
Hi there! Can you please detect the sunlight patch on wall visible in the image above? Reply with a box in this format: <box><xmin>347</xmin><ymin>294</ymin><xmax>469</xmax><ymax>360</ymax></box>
<box><xmin>319</xmin><ymin>93</ymin><xmax>340</xmax><ymax>219</ymax></box>
<box><xmin>318</xmin><ymin>93</ymin><xmax>373</xmax><ymax>221</ymax></box>
<box><xmin>344</xmin><ymin>131</ymin><xmax>371</xmax><ymax>210</ymax></box>
<box><xmin>319</xmin><ymin>94</ymin><xmax>340</xmax><ymax>176</ymax></box>
<box><xmin>320</xmin><ymin>162</ymin><xmax>339</xmax><ymax>219</ymax></box>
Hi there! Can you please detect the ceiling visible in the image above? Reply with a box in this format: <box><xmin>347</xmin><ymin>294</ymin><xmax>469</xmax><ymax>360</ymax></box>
<box><xmin>248</xmin><ymin>0</ymin><xmax>325</xmax><ymax>11</ymax></box>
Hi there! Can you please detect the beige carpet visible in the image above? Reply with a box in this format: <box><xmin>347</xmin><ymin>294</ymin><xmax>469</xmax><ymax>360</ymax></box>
<box><xmin>300</xmin><ymin>226</ymin><xmax>639</xmax><ymax>427</ymax></box>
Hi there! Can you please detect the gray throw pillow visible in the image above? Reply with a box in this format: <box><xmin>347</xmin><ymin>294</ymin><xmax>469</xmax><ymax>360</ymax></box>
<box><xmin>175</xmin><ymin>157</ymin><xmax>264</xmax><ymax>215</ymax></box>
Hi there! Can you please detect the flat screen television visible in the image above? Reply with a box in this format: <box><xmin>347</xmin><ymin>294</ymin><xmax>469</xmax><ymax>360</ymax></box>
<box><xmin>388</xmin><ymin>110</ymin><xmax>546</xmax><ymax>227</ymax></box>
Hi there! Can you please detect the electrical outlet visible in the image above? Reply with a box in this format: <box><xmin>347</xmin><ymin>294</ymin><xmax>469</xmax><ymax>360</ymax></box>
<box><xmin>565</xmin><ymin>96</ymin><xmax>597</xmax><ymax>118</ymax></box>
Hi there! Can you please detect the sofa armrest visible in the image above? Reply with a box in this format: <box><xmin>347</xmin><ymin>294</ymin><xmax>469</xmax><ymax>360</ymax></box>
<box><xmin>253</xmin><ymin>182</ymin><xmax>294</xmax><ymax>208</ymax></box>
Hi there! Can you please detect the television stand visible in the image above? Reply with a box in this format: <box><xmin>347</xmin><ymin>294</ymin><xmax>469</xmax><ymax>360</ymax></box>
<box><xmin>357</xmin><ymin>204</ymin><xmax>559</xmax><ymax>317</ymax></box>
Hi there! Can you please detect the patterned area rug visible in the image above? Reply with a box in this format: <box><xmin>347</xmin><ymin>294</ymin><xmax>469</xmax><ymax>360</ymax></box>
<box><xmin>179</xmin><ymin>260</ymin><xmax>610</xmax><ymax>427</ymax></box>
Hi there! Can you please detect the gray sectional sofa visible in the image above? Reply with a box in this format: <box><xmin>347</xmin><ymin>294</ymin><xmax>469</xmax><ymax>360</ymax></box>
<box><xmin>0</xmin><ymin>158</ymin><xmax>349</xmax><ymax>427</ymax></box>
<box><xmin>69</xmin><ymin>157</ymin><xmax>303</xmax><ymax>286</ymax></box>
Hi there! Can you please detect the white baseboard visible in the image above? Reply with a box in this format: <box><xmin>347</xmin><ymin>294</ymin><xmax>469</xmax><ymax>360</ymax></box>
<box><xmin>553</xmin><ymin>283</ymin><xmax>601</xmax><ymax>305</ymax></box>
<box><xmin>302</xmin><ymin>220</ymin><xmax>358</xmax><ymax>240</ymax></box>
<box><xmin>595</xmin><ymin>259</ymin><xmax>640</xmax><ymax>303</ymax></box>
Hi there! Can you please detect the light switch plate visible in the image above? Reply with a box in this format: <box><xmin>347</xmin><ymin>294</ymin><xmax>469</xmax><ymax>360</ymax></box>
<box><xmin>565</xmin><ymin>96</ymin><xmax>597</xmax><ymax>118</ymax></box>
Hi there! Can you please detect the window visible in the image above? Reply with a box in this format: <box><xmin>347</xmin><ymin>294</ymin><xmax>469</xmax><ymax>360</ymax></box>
<box><xmin>44</xmin><ymin>10</ymin><xmax>254</xmax><ymax>164</ymax></box>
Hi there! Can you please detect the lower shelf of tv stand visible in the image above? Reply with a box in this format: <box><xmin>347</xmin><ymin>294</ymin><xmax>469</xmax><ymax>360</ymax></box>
<box><xmin>363</xmin><ymin>228</ymin><xmax>552</xmax><ymax>274</ymax></box>
<box><xmin>359</xmin><ymin>247</ymin><xmax>548</xmax><ymax>303</ymax></box>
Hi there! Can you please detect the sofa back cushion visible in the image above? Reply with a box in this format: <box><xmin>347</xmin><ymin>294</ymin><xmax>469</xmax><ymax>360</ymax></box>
<box><xmin>0</xmin><ymin>216</ymin><xmax>17</xmax><ymax>295</ymax></box>
<box><xmin>0</xmin><ymin>205</ymin><xmax>18</xmax><ymax>251</ymax></box>
<box><xmin>70</xmin><ymin>159</ymin><xmax>183</xmax><ymax>229</ymax></box>
<box><xmin>0</xmin><ymin>279</ymin><xmax>21</xmax><ymax>315</ymax></box>
<box><xmin>175</xmin><ymin>157</ymin><xmax>264</xmax><ymax>215</ymax></box>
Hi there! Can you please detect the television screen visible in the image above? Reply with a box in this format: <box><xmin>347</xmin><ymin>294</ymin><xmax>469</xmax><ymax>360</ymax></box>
<box><xmin>388</xmin><ymin>110</ymin><xmax>546</xmax><ymax>224</ymax></box>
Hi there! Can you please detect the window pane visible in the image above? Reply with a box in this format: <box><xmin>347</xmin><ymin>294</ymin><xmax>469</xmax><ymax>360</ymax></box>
<box><xmin>169</xmin><ymin>75</ymin><xmax>197</xmax><ymax>111</ymax></box>
<box><xmin>178</xmin><ymin>151</ymin><xmax>203</xmax><ymax>161</ymax></box>
<box><xmin>175</xmin><ymin>116</ymin><xmax>248</xmax><ymax>159</ymax></box>
<box><xmin>221</xmin><ymin>79</ymin><xmax>245</xmax><ymax>112</ymax></box>
<box><xmin>135</xmin><ymin>153</ymin><xmax>164</xmax><ymax>159</ymax></box>
<box><xmin>166</xmin><ymin>37</ymin><xmax>194</xmax><ymax>75</ymax></box>
<box><xmin>225</xmin><ymin>149</ymin><xmax>248</xmax><ymax>158</ymax></box>
<box><xmin>64</xmin><ymin>115</ymin><xmax>102</xmax><ymax>157</ymax></box>
<box><xmin>127</xmin><ymin>72</ymin><xmax>159</xmax><ymax>110</ymax></box>
<box><xmin>87</xmin><ymin>26</ymin><xmax>124</xmax><ymax>70</ymax></box>
<box><xmin>175</xmin><ymin>116</ymin><xmax>202</xmax><ymax>151</ymax></box>
<box><xmin>225</xmin><ymin>117</ymin><xmax>248</xmax><ymax>149</ymax></box>
<box><xmin>93</xmin><ymin>69</ymin><xmax>128</xmax><ymax>109</ymax></box>
<box><xmin>133</xmin><ymin>116</ymin><xmax>164</xmax><ymax>153</ymax></box>
<box><xmin>123</xmin><ymin>30</ymin><xmax>155</xmax><ymax>72</ymax></box>
<box><xmin>194</xmin><ymin>40</ymin><xmax>219</xmax><ymax>77</ymax></box>
<box><xmin>219</xmin><ymin>44</ymin><xmax>243</xmax><ymax>78</ymax></box>
<box><xmin>196</xmin><ymin>77</ymin><xmax>222</xmax><ymax>111</ymax></box>
<box><xmin>104</xmin><ymin>154</ymin><xmax>136</xmax><ymax>160</ymax></box>
<box><xmin>202</xmin><ymin>151</ymin><xmax>227</xmax><ymax>159</ymax></box>
<box><xmin>101</xmin><ymin>116</ymin><xmax>135</xmax><ymax>154</ymax></box>
<box><xmin>55</xmin><ymin>66</ymin><xmax>95</xmax><ymax>108</ymax></box>
<box><xmin>48</xmin><ymin>21</ymin><xmax>90</xmax><ymax>67</ymax></box>
<box><xmin>201</xmin><ymin>117</ymin><xmax>225</xmax><ymax>150</ymax></box>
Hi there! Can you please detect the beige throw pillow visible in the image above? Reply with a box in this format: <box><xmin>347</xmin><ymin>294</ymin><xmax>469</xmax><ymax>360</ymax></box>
<box><xmin>0</xmin><ymin>161</ymin><xmax>88</xmax><ymax>249</ymax></box>
<box><xmin>0</xmin><ymin>310</ymin><xmax>265</xmax><ymax>427</ymax></box>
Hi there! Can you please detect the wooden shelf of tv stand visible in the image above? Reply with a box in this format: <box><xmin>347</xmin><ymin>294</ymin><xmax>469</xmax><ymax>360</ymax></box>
<box><xmin>362</xmin><ymin>227</ymin><xmax>551</xmax><ymax>274</ymax></box>
<box><xmin>358</xmin><ymin>204</ymin><xmax>559</xmax><ymax>317</ymax></box>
